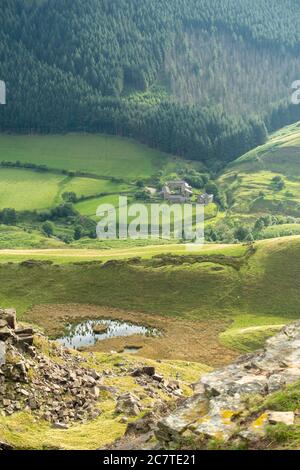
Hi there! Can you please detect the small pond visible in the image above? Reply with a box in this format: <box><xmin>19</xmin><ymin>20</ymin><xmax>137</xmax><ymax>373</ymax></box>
<box><xmin>57</xmin><ymin>319</ymin><xmax>158</xmax><ymax>350</ymax></box>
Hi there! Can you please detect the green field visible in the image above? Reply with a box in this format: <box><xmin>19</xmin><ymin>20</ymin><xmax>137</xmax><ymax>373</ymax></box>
<box><xmin>0</xmin><ymin>168</ymin><xmax>134</xmax><ymax>211</ymax></box>
<box><xmin>0</xmin><ymin>134</ymin><xmax>170</xmax><ymax>179</ymax></box>
<box><xmin>75</xmin><ymin>194</ymin><xmax>134</xmax><ymax>218</ymax></box>
<box><xmin>62</xmin><ymin>177</ymin><xmax>132</xmax><ymax>198</ymax></box>
<box><xmin>0</xmin><ymin>133</ymin><xmax>177</xmax><ymax>237</ymax></box>
<box><xmin>0</xmin><ymin>168</ymin><xmax>64</xmax><ymax>211</ymax></box>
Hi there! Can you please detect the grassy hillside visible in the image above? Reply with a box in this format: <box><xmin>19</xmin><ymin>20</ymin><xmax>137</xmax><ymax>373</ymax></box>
<box><xmin>226</xmin><ymin>122</ymin><xmax>300</xmax><ymax>175</ymax></box>
<box><xmin>0</xmin><ymin>237</ymin><xmax>298</xmax><ymax>363</ymax></box>
<box><xmin>74</xmin><ymin>194</ymin><xmax>134</xmax><ymax>219</ymax></box>
<box><xmin>0</xmin><ymin>133</ymin><xmax>168</xmax><ymax>233</ymax></box>
<box><xmin>0</xmin><ymin>168</ymin><xmax>64</xmax><ymax>211</ymax></box>
<box><xmin>0</xmin><ymin>225</ymin><xmax>65</xmax><ymax>249</ymax></box>
<box><xmin>0</xmin><ymin>134</ymin><xmax>170</xmax><ymax>179</ymax></box>
<box><xmin>0</xmin><ymin>242</ymin><xmax>246</xmax><ymax>264</ymax></box>
<box><xmin>63</xmin><ymin>177</ymin><xmax>131</xmax><ymax>198</ymax></box>
<box><xmin>219</xmin><ymin>123</ymin><xmax>300</xmax><ymax>235</ymax></box>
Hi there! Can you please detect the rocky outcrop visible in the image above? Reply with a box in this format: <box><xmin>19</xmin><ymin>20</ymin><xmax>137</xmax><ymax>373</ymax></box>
<box><xmin>0</xmin><ymin>307</ymin><xmax>187</xmax><ymax>439</ymax></box>
<box><xmin>156</xmin><ymin>322</ymin><xmax>300</xmax><ymax>446</ymax></box>
<box><xmin>0</xmin><ymin>308</ymin><xmax>35</xmax><ymax>347</ymax></box>
<box><xmin>0</xmin><ymin>307</ymin><xmax>104</xmax><ymax>425</ymax></box>
<box><xmin>116</xmin><ymin>393</ymin><xmax>141</xmax><ymax>416</ymax></box>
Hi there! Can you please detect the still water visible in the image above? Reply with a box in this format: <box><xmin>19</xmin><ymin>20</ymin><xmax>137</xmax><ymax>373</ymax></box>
<box><xmin>57</xmin><ymin>319</ymin><xmax>157</xmax><ymax>350</ymax></box>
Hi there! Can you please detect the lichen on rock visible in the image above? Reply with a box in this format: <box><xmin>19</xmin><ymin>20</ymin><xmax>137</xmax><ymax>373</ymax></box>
<box><xmin>156</xmin><ymin>321</ymin><xmax>300</xmax><ymax>447</ymax></box>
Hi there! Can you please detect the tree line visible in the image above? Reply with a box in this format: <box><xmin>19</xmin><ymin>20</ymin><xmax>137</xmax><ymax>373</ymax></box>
<box><xmin>1</xmin><ymin>0</ymin><xmax>300</xmax><ymax>168</ymax></box>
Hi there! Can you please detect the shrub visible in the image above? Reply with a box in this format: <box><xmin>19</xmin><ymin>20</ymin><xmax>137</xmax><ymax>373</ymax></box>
<box><xmin>271</xmin><ymin>176</ymin><xmax>285</xmax><ymax>191</ymax></box>
<box><xmin>62</xmin><ymin>192</ymin><xmax>78</xmax><ymax>203</ymax></box>
<box><xmin>42</xmin><ymin>221</ymin><xmax>54</xmax><ymax>237</ymax></box>
<box><xmin>0</xmin><ymin>208</ymin><xmax>18</xmax><ymax>225</ymax></box>
<box><xmin>234</xmin><ymin>226</ymin><xmax>250</xmax><ymax>241</ymax></box>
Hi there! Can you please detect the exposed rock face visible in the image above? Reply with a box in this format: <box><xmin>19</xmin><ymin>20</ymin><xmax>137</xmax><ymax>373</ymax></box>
<box><xmin>156</xmin><ymin>322</ymin><xmax>300</xmax><ymax>446</ymax></box>
<box><xmin>0</xmin><ymin>307</ymin><xmax>104</xmax><ymax>425</ymax></box>
<box><xmin>116</xmin><ymin>393</ymin><xmax>141</xmax><ymax>416</ymax></box>
<box><xmin>126</xmin><ymin>411</ymin><xmax>158</xmax><ymax>435</ymax></box>
<box><xmin>0</xmin><ymin>307</ymin><xmax>185</xmax><ymax>439</ymax></box>
<box><xmin>268</xmin><ymin>411</ymin><xmax>295</xmax><ymax>426</ymax></box>
<box><xmin>1</xmin><ymin>308</ymin><xmax>17</xmax><ymax>330</ymax></box>
<box><xmin>131</xmin><ymin>366</ymin><xmax>156</xmax><ymax>378</ymax></box>
<box><xmin>0</xmin><ymin>308</ymin><xmax>33</xmax><ymax>346</ymax></box>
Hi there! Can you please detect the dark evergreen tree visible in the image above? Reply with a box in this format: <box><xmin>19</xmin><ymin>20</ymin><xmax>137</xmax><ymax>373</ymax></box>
<box><xmin>1</xmin><ymin>0</ymin><xmax>300</xmax><ymax>168</ymax></box>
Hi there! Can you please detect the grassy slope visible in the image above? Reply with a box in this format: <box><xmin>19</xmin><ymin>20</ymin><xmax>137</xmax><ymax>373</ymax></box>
<box><xmin>0</xmin><ymin>133</ymin><xmax>168</xmax><ymax>220</ymax></box>
<box><xmin>0</xmin><ymin>134</ymin><xmax>170</xmax><ymax>179</ymax></box>
<box><xmin>219</xmin><ymin>122</ymin><xmax>300</xmax><ymax>220</ymax></box>
<box><xmin>75</xmin><ymin>194</ymin><xmax>134</xmax><ymax>218</ymax></box>
<box><xmin>75</xmin><ymin>196</ymin><xmax>218</xmax><ymax>231</ymax></box>
<box><xmin>0</xmin><ymin>168</ymin><xmax>64</xmax><ymax>211</ymax></box>
<box><xmin>0</xmin><ymin>133</ymin><xmax>215</xmax><ymax>243</ymax></box>
<box><xmin>63</xmin><ymin>178</ymin><xmax>132</xmax><ymax>198</ymax></box>
<box><xmin>0</xmin><ymin>237</ymin><xmax>298</xmax><ymax>354</ymax></box>
<box><xmin>0</xmin><ymin>168</ymin><xmax>134</xmax><ymax>211</ymax></box>
<box><xmin>0</xmin><ymin>225</ymin><xmax>65</xmax><ymax>249</ymax></box>
<box><xmin>0</xmin><ymin>242</ymin><xmax>247</xmax><ymax>264</ymax></box>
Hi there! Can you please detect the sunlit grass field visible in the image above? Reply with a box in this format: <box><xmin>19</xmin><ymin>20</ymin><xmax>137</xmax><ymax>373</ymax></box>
<box><xmin>0</xmin><ymin>168</ymin><xmax>134</xmax><ymax>211</ymax></box>
<box><xmin>0</xmin><ymin>236</ymin><xmax>298</xmax><ymax>322</ymax></box>
<box><xmin>0</xmin><ymin>134</ymin><xmax>170</xmax><ymax>179</ymax></box>
<box><xmin>0</xmin><ymin>168</ymin><xmax>63</xmax><ymax>211</ymax></box>
<box><xmin>0</xmin><ymin>240</ymin><xmax>247</xmax><ymax>264</ymax></box>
